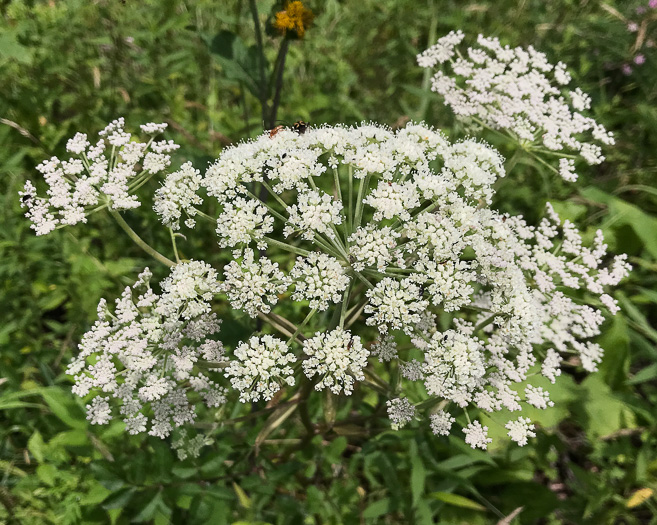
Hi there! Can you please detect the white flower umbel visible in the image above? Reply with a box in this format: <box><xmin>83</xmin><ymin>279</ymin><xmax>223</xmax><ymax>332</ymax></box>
<box><xmin>68</xmin><ymin>263</ymin><xmax>227</xmax><ymax>438</ymax></box>
<box><xmin>200</xmin><ymin>123</ymin><xmax>628</xmax><ymax>447</ymax></box>
<box><xmin>216</xmin><ymin>197</ymin><xmax>273</xmax><ymax>250</ymax></box>
<box><xmin>154</xmin><ymin>162</ymin><xmax>203</xmax><ymax>230</ymax></box>
<box><xmin>302</xmin><ymin>328</ymin><xmax>369</xmax><ymax>395</ymax></box>
<box><xmin>387</xmin><ymin>398</ymin><xmax>416</xmax><ymax>430</ymax></box>
<box><xmin>419</xmin><ymin>32</ymin><xmax>614</xmax><ymax>180</ymax></box>
<box><xmin>365</xmin><ymin>278</ymin><xmax>428</xmax><ymax>335</ymax></box>
<box><xmin>463</xmin><ymin>420</ymin><xmax>493</xmax><ymax>450</ymax></box>
<box><xmin>430</xmin><ymin>410</ymin><xmax>456</xmax><ymax>436</ymax></box>
<box><xmin>21</xmin><ymin>118</ymin><xmax>177</xmax><ymax>235</ymax></box>
<box><xmin>285</xmin><ymin>189</ymin><xmax>343</xmax><ymax>240</ymax></box>
<box><xmin>225</xmin><ymin>335</ymin><xmax>296</xmax><ymax>402</ymax></box>
<box><xmin>505</xmin><ymin>417</ymin><xmax>537</xmax><ymax>446</ymax></box>
<box><xmin>222</xmin><ymin>250</ymin><xmax>288</xmax><ymax>317</ymax></box>
<box><xmin>46</xmin><ymin>121</ymin><xmax>630</xmax><ymax>450</ymax></box>
<box><xmin>290</xmin><ymin>252</ymin><xmax>350</xmax><ymax>311</ymax></box>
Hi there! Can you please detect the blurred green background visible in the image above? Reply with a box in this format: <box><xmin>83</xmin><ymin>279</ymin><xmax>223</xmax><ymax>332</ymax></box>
<box><xmin>2</xmin><ymin>0</ymin><xmax>657</xmax><ymax>523</ymax></box>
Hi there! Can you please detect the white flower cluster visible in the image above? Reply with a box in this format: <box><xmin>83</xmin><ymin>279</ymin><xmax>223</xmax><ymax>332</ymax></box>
<box><xmin>386</xmin><ymin>398</ymin><xmax>416</xmax><ymax>430</ymax></box>
<box><xmin>225</xmin><ymin>335</ymin><xmax>296</xmax><ymax>402</ymax></box>
<box><xmin>418</xmin><ymin>32</ymin><xmax>614</xmax><ymax>180</ymax></box>
<box><xmin>68</xmin><ymin>263</ymin><xmax>226</xmax><ymax>438</ymax></box>
<box><xmin>20</xmin><ymin>118</ymin><xmax>178</xmax><ymax>235</ymax></box>
<box><xmin>199</xmin><ymin>123</ymin><xmax>628</xmax><ymax>448</ymax></box>
<box><xmin>285</xmin><ymin>190</ymin><xmax>343</xmax><ymax>240</ymax></box>
<box><xmin>48</xmin><ymin>118</ymin><xmax>628</xmax><ymax>451</ymax></box>
<box><xmin>153</xmin><ymin>161</ymin><xmax>203</xmax><ymax>230</ymax></box>
<box><xmin>222</xmin><ymin>250</ymin><xmax>288</xmax><ymax>317</ymax></box>
<box><xmin>290</xmin><ymin>252</ymin><xmax>350</xmax><ymax>311</ymax></box>
<box><xmin>302</xmin><ymin>328</ymin><xmax>369</xmax><ymax>395</ymax></box>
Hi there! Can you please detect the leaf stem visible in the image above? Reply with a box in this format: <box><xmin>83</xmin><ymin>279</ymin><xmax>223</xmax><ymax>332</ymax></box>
<box><xmin>109</xmin><ymin>210</ymin><xmax>175</xmax><ymax>267</ymax></box>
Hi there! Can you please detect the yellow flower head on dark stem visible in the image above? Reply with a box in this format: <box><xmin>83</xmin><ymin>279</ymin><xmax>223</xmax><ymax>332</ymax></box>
<box><xmin>273</xmin><ymin>1</ymin><xmax>314</xmax><ymax>39</ymax></box>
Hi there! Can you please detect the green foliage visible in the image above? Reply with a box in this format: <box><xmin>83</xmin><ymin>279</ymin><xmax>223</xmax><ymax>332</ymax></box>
<box><xmin>1</xmin><ymin>0</ymin><xmax>657</xmax><ymax>523</ymax></box>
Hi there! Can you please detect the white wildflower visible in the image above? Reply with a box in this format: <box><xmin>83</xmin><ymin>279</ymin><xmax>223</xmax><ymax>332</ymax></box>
<box><xmin>429</xmin><ymin>410</ymin><xmax>456</xmax><ymax>436</ymax></box>
<box><xmin>463</xmin><ymin>420</ymin><xmax>492</xmax><ymax>450</ymax></box>
<box><xmin>225</xmin><ymin>335</ymin><xmax>296</xmax><ymax>402</ymax></box>
<box><xmin>290</xmin><ymin>252</ymin><xmax>350</xmax><ymax>311</ymax></box>
<box><xmin>387</xmin><ymin>398</ymin><xmax>416</xmax><ymax>430</ymax></box>
<box><xmin>302</xmin><ymin>328</ymin><xmax>368</xmax><ymax>395</ymax></box>
<box><xmin>505</xmin><ymin>417</ymin><xmax>536</xmax><ymax>446</ymax></box>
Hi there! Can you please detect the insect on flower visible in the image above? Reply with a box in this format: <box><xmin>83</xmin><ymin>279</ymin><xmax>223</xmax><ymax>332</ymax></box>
<box><xmin>293</xmin><ymin>120</ymin><xmax>308</xmax><ymax>134</ymax></box>
<box><xmin>269</xmin><ymin>125</ymin><xmax>285</xmax><ymax>138</ymax></box>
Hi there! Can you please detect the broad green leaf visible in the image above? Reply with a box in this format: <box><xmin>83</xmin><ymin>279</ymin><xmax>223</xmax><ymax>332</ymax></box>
<box><xmin>362</xmin><ymin>498</ymin><xmax>390</xmax><ymax>519</ymax></box>
<box><xmin>410</xmin><ymin>441</ymin><xmax>426</xmax><ymax>507</ymax></box>
<box><xmin>580</xmin><ymin>187</ymin><xmax>657</xmax><ymax>258</ymax></box>
<box><xmin>40</xmin><ymin>387</ymin><xmax>87</xmax><ymax>429</ymax></box>
<box><xmin>27</xmin><ymin>430</ymin><xmax>46</xmax><ymax>463</ymax></box>
<box><xmin>133</xmin><ymin>491</ymin><xmax>171</xmax><ymax>522</ymax></box>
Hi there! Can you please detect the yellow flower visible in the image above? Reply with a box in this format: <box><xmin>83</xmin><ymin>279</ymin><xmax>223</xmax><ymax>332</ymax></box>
<box><xmin>627</xmin><ymin>488</ymin><xmax>654</xmax><ymax>508</ymax></box>
<box><xmin>273</xmin><ymin>1</ymin><xmax>314</xmax><ymax>39</ymax></box>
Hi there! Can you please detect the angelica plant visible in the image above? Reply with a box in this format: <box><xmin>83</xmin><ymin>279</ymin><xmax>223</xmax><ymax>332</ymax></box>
<box><xmin>21</xmin><ymin>57</ymin><xmax>628</xmax><ymax>451</ymax></box>
<box><xmin>418</xmin><ymin>31</ymin><xmax>615</xmax><ymax>181</ymax></box>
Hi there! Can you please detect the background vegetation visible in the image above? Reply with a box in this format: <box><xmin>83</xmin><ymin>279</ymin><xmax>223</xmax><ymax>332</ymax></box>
<box><xmin>1</xmin><ymin>0</ymin><xmax>656</xmax><ymax>523</ymax></box>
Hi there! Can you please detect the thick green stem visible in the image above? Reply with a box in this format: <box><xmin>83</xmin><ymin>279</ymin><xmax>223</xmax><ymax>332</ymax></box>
<box><xmin>110</xmin><ymin>210</ymin><xmax>175</xmax><ymax>267</ymax></box>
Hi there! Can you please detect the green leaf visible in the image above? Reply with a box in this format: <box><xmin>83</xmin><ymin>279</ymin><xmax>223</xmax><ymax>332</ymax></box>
<box><xmin>429</xmin><ymin>491</ymin><xmax>487</xmax><ymax>511</ymax></box>
<box><xmin>133</xmin><ymin>491</ymin><xmax>171</xmax><ymax>522</ymax></box>
<box><xmin>578</xmin><ymin>374</ymin><xmax>636</xmax><ymax>437</ymax></box>
<box><xmin>362</xmin><ymin>498</ymin><xmax>390</xmax><ymax>519</ymax></box>
<box><xmin>627</xmin><ymin>363</ymin><xmax>657</xmax><ymax>385</ymax></box>
<box><xmin>102</xmin><ymin>487</ymin><xmax>137</xmax><ymax>510</ymax></box>
<box><xmin>579</xmin><ymin>187</ymin><xmax>657</xmax><ymax>258</ymax></box>
<box><xmin>0</xmin><ymin>30</ymin><xmax>33</xmax><ymax>64</ymax></box>
<box><xmin>40</xmin><ymin>387</ymin><xmax>87</xmax><ymax>429</ymax></box>
<box><xmin>80</xmin><ymin>483</ymin><xmax>112</xmax><ymax>506</ymax></box>
<box><xmin>36</xmin><ymin>464</ymin><xmax>58</xmax><ymax>486</ymax></box>
<box><xmin>232</xmin><ymin>482</ymin><xmax>252</xmax><ymax>509</ymax></box>
<box><xmin>410</xmin><ymin>442</ymin><xmax>426</xmax><ymax>507</ymax></box>
<box><xmin>27</xmin><ymin>431</ymin><xmax>46</xmax><ymax>463</ymax></box>
<box><xmin>209</xmin><ymin>30</ymin><xmax>262</xmax><ymax>99</ymax></box>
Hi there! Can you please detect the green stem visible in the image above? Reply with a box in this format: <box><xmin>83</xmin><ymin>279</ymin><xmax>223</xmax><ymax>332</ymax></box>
<box><xmin>169</xmin><ymin>228</ymin><xmax>181</xmax><ymax>263</ymax></box>
<box><xmin>339</xmin><ymin>285</ymin><xmax>351</xmax><ymax>329</ymax></box>
<box><xmin>353</xmin><ymin>173</ymin><xmax>371</xmax><ymax>230</ymax></box>
<box><xmin>194</xmin><ymin>209</ymin><xmax>216</xmax><ymax>223</ymax></box>
<box><xmin>287</xmin><ymin>308</ymin><xmax>317</xmax><ymax>345</ymax></box>
<box><xmin>474</xmin><ymin>313</ymin><xmax>498</xmax><ymax>332</ymax></box>
<box><xmin>260</xmin><ymin>180</ymin><xmax>289</xmax><ymax>210</ymax></box>
<box><xmin>348</xmin><ymin>165</ymin><xmax>354</xmax><ymax>233</ymax></box>
<box><xmin>269</xmin><ymin>39</ymin><xmax>290</xmax><ymax>128</ymax></box>
<box><xmin>109</xmin><ymin>210</ymin><xmax>175</xmax><ymax>267</ymax></box>
<box><xmin>264</xmin><ymin>236</ymin><xmax>311</xmax><ymax>257</ymax></box>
